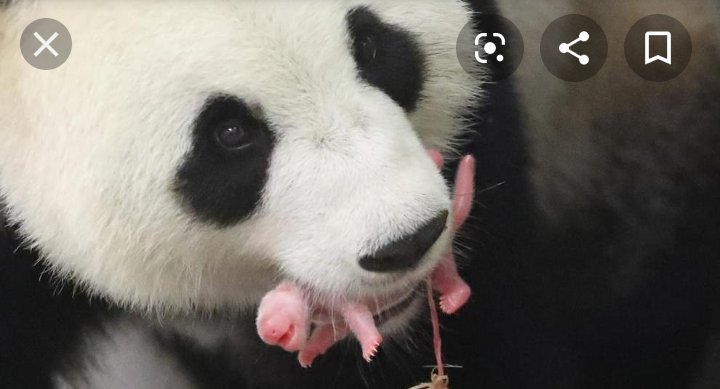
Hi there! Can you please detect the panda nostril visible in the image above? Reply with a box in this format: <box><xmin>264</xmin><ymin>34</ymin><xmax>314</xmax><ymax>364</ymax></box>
<box><xmin>359</xmin><ymin>210</ymin><xmax>449</xmax><ymax>273</ymax></box>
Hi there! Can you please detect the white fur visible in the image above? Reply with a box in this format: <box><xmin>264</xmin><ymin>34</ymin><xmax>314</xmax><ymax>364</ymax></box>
<box><xmin>0</xmin><ymin>1</ymin><xmax>483</xmax><ymax>318</ymax></box>
<box><xmin>54</xmin><ymin>318</ymin><xmax>196</xmax><ymax>389</ymax></box>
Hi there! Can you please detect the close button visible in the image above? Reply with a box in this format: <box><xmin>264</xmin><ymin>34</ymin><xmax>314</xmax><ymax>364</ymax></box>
<box><xmin>20</xmin><ymin>18</ymin><xmax>72</xmax><ymax>70</ymax></box>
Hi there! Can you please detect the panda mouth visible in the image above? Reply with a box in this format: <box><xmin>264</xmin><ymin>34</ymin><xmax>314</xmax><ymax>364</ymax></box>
<box><xmin>371</xmin><ymin>284</ymin><xmax>423</xmax><ymax>326</ymax></box>
<box><xmin>256</xmin><ymin>152</ymin><xmax>475</xmax><ymax>366</ymax></box>
<box><xmin>309</xmin><ymin>283</ymin><xmax>422</xmax><ymax>326</ymax></box>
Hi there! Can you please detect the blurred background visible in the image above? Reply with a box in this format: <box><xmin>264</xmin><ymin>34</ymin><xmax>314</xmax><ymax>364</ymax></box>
<box><xmin>456</xmin><ymin>0</ymin><xmax>720</xmax><ymax>388</ymax></box>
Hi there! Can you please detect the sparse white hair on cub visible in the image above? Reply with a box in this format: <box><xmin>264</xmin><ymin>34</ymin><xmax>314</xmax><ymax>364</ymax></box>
<box><xmin>0</xmin><ymin>1</ymin><xmax>483</xmax><ymax>317</ymax></box>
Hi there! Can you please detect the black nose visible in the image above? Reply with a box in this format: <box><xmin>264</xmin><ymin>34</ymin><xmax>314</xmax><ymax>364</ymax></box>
<box><xmin>359</xmin><ymin>210</ymin><xmax>449</xmax><ymax>273</ymax></box>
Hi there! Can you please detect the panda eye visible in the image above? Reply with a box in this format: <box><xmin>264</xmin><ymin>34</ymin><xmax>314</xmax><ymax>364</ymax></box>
<box><xmin>176</xmin><ymin>95</ymin><xmax>275</xmax><ymax>226</ymax></box>
<box><xmin>347</xmin><ymin>7</ymin><xmax>425</xmax><ymax>112</ymax></box>
<box><xmin>214</xmin><ymin>121</ymin><xmax>248</xmax><ymax>150</ymax></box>
<box><xmin>357</xmin><ymin>36</ymin><xmax>377</xmax><ymax>65</ymax></box>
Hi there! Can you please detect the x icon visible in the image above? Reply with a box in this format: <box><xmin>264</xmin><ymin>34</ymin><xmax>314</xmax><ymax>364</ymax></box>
<box><xmin>33</xmin><ymin>32</ymin><xmax>59</xmax><ymax>57</ymax></box>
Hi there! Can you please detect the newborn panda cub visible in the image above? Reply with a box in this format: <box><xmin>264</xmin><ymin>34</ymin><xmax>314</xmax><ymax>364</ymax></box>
<box><xmin>258</xmin><ymin>152</ymin><xmax>475</xmax><ymax>366</ymax></box>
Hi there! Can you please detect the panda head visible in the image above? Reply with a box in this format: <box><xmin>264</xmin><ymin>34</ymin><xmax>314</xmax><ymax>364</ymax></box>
<box><xmin>0</xmin><ymin>1</ymin><xmax>482</xmax><ymax>321</ymax></box>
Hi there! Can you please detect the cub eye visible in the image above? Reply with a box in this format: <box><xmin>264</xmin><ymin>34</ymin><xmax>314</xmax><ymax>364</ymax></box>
<box><xmin>215</xmin><ymin>121</ymin><xmax>248</xmax><ymax>150</ymax></box>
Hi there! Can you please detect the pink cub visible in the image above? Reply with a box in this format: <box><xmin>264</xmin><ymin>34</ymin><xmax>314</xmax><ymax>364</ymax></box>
<box><xmin>256</xmin><ymin>283</ymin><xmax>309</xmax><ymax>352</ymax></box>
<box><xmin>256</xmin><ymin>284</ymin><xmax>382</xmax><ymax>367</ymax></box>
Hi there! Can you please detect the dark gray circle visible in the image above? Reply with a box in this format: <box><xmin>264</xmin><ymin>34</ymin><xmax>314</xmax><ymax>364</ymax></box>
<box><xmin>456</xmin><ymin>14</ymin><xmax>524</xmax><ymax>81</ymax></box>
<box><xmin>541</xmin><ymin>14</ymin><xmax>608</xmax><ymax>82</ymax></box>
<box><xmin>20</xmin><ymin>18</ymin><xmax>72</xmax><ymax>70</ymax></box>
<box><xmin>624</xmin><ymin>14</ymin><xmax>692</xmax><ymax>82</ymax></box>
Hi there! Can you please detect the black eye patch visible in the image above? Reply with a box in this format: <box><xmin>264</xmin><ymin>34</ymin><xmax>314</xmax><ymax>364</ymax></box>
<box><xmin>174</xmin><ymin>95</ymin><xmax>275</xmax><ymax>227</ymax></box>
<box><xmin>346</xmin><ymin>6</ymin><xmax>426</xmax><ymax>112</ymax></box>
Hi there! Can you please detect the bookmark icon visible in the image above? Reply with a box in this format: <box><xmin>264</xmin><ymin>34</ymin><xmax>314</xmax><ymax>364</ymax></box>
<box><xmin>645</xmin><ymin>31</ymin><xmax>671</xmax><ymax>65</ymax></box>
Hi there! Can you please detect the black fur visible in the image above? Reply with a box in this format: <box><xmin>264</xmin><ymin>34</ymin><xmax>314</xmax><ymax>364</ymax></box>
<box><xmin>0</xmin><ymin>226</ymin><xmax>107</xmax><ymax>389</ymax></box>
<box><xmin>346</xmin><ymin>6</ymin><xmax>426</xmax><ymax>112</ymax></box>
<box><xmin>175</xmin><ymin>95</ymin><xmax>275</xmax><ymax>227</ymax></box>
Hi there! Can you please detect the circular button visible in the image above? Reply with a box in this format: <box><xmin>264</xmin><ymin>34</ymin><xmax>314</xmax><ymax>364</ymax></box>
<box><xmin>541</xmin><ymin>14</ymin><xmax>608</xmax><ymax>82</ymax></box>
<box><xmin>20</xmin><ymin>18</ymin><xmax>72</xmax><ymax>70</ymax></box>
<box><xmin>456</xmin><ymin>14</ymin><xmax>524</xmax><ymax>81</ymax></box>
<box><xmin>624</xmin><ymin>14</ymin><xmax>692</xmax><ymax>82</ymax></box>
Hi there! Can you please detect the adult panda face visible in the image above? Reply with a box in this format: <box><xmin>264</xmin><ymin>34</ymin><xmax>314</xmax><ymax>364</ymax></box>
<box><xmin>0</xmin><ymin>1</ymin><xmax>481</xmax><ymax>322</ymax></box>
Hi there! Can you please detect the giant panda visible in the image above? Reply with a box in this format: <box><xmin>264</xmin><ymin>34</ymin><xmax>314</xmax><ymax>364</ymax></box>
<box><xmin>3</xmin><ymin>1</ymin><xmax>720</xmax><ymax>389</ymax></box>
<box><xmin>0</xmin><ymin>1</ymin><xmax>488</xmax><ymax>388</ymax></box>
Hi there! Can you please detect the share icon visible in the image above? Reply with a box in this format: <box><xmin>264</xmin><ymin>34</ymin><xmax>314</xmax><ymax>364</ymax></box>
<box><xmin>559</xmin><ymin>31</ymin><xmax>590</xmax><ymax>65</ymax></box>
